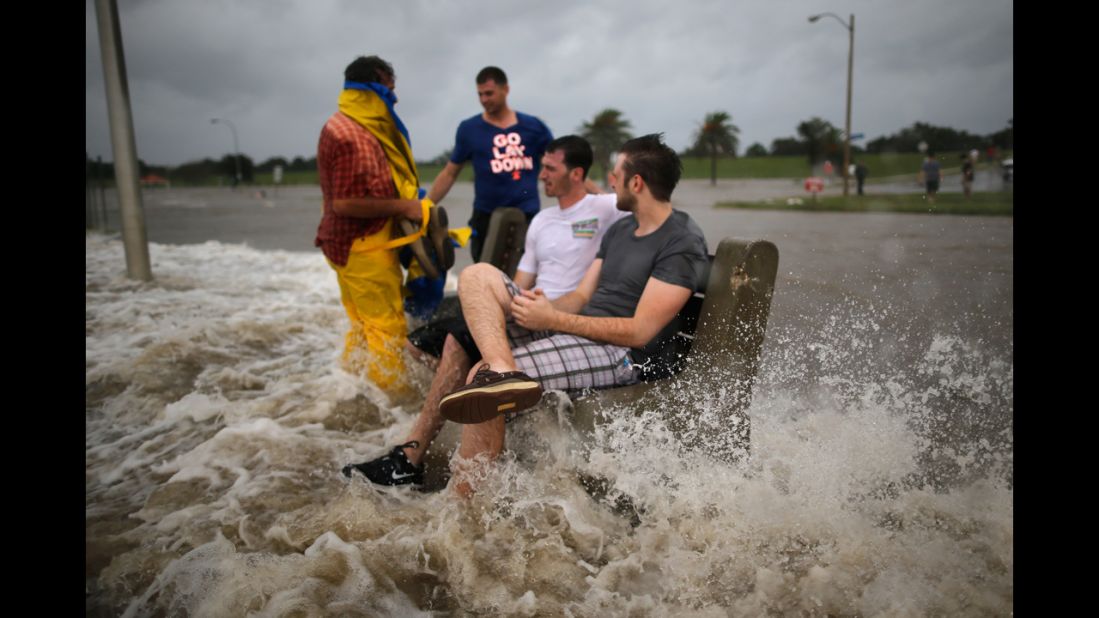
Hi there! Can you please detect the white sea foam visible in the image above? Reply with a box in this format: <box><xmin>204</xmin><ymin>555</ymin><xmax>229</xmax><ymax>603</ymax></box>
<box><xmin>87</xmin><ymin>235</ymin><xmax>1012</xmax><ymax>615</ymax></box>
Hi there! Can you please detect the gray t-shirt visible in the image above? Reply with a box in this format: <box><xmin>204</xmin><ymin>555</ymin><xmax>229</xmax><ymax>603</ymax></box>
<box><xmin>581</xmin><ymin>209</ymin><xmax>708</xmax><ymax>320</ymax></box>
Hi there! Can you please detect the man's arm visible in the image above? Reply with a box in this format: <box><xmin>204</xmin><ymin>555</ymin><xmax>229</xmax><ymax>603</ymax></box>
<box><xmin>513</xmin><ymin>274</ymin><xmax>693</xmax><ymax>349</ymax></box>
<box><xmin>512</xmin><ymin>269</ymin><xmax>536</xmax><ymax>290</ymax></box>
<box><xmin>583</xmin><ymin>178</ymin><xmax>604</xmax><ymax>194</ymax></box>
<box><xmin>427</xmin><ymin>161</ymin><xmax>465</xmax><ymax>204</ymax></box>
<box><xmin>544</xmin><ymin>258</ymin><xmax>602</xmax><ymax>314</ymax></box>
<box><xmin>333</xmin><ymin>197</ymin><xmax>423</xmax><ymax>220</ymax></box>
<box><xmin>512</xmin><ymin>215</ymin><xmax>544</xmax><ymax>291</ymax></box>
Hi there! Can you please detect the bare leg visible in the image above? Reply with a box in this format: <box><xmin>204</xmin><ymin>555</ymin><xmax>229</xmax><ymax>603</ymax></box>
<box><xmin>444</xmin><ymin>263</ymin><xmax>530</xmax><ymax>496</ymax></box>
<box><xmin>457</xmin><ymin>263</ymin><xmax>520</xmax><ymax>372</ymax></box>
<box><xmin>405</xmin><ymin>340</ymin><xmax>440</xmax><ymax>372</ymax></box>
<box><xmin>401</xmin><ymin>334</ymin><xmax>470</xmax><ymax>465</ymax></box>
<box><xmin>452</xmin><ymin>416</ymin><xmax>506</xmax><ymax>498</ymax></box>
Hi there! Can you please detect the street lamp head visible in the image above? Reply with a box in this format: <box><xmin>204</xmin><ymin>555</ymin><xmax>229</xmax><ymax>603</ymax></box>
<box><xmin>807</xmin><ymin>12</ymin><xmax>852</xmax><ymax>30</ymax></box>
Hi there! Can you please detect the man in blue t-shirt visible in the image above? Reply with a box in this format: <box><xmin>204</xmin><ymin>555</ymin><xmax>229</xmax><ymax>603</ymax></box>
<box><xmin>920</xmin><ymin>151</ymin><xmax>942</xmax><ymax>205</ymax></box>
<box><xmin>426</xmin><ymin>66</ymin><xmax>553</xmax><ymax>262</ymax></box>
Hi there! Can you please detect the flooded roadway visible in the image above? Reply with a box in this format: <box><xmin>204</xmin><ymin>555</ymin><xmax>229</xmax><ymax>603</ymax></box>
<box><xmin>86</xmin><ymin>178</ymin><xmax>1012</xmax><ymax>614</ymax></box>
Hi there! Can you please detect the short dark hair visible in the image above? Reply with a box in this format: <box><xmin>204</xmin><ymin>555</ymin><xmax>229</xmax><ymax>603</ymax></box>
<box><xmin>476</xmin><ymin>66</ymin><xmax>508</xmax><ymax>85</ymax></box>
<box><xmin>618</xmin><ymin>133</ymin><xmax>682</xmax><ymax>202</ymax></box>
<box><xmin>345</xmin><ymin>56</ymin><xmax>394</xmax><ymax>84</ymax></box>
<box><xmin>546</xmin><ymin>135</ymin><xmax>593</xmax><ymax>179</ymax></box>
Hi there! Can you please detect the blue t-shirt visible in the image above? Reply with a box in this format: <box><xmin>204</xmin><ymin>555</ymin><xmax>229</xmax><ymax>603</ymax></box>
<box><xmin>922</xmin><ymin>159</ymin><xmax>942</xmax><ymax>182</ymax></box>
<box><xmin>450</xmin><ymin>112</ymin><xmax>553</xmax><ymax>215</ymax></box>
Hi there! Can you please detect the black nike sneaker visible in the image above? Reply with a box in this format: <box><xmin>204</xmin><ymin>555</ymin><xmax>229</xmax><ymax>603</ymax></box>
<box><xmin>341</xmin><ymin>441</ymin><xmax>424</xmax><ymax>486</ymax></box>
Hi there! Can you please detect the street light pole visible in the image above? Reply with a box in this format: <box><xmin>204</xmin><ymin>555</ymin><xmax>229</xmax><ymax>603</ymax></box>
<box><xmin>95</xmin><ymin>0</ymin><xmax>152</xmax><ymax>280</ymax></box>
<box><xmin>809</xmin><ymin>12</ymin><xmax>855</xmax><ymax>197</ymax></box>
<box><xmin>210</xmin><ymin>117</ymin><xmax>242</xmax><ymax>187</ymax></box>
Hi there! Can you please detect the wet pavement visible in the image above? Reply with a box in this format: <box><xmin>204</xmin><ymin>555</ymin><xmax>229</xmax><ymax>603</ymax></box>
<box><xmin>87</xmin><ymin>172</ymin><xmax>1012</xmax><ymax>275</ymax></box>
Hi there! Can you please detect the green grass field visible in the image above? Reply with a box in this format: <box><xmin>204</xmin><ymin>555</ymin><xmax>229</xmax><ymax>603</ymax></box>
<box><xmin>250</xmin><ymin>170</ymin><xmax>320</xmax><ymax>186</ymax></box>
<box><xmin>115</xmin><ymin>150</ymin><xmax>1011</xmax><ymax>188</ymax></box>
<box><xmin>679</xmin><ymin>150</ymin><xmax>1008</xmax><ymax>181</ymax></box>
<box><xmin>715</xmin><ymin>191</ymin><xmax>1013</xmax><ymax>216</ymax></box>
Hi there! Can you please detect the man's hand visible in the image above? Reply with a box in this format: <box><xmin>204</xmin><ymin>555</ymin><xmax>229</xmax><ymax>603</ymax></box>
<box><xmin>428</xmin><ymin>162</ymin><xmax>463</xmax><ymax>204</ymax></box>
<box><xmin>511</xmin><ymin>288</ymin><xmax>557</xmax><ymax>331</ymax></box>
<box><xmin>406</xmin><ymin>198</ymin><xmax>431</xmax><ymax>223</ymax></box>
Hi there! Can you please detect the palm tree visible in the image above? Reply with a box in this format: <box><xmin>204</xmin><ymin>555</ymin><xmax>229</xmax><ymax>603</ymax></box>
<box><xmin>690</xmin><ymin>111</ymin><xmax>740</xmax><ymax>186</ymax></box>
<box><xmin>579</xmin><ymin>109</ymin><xmax>633</xmax><ymax>186</ymax></box>
<box><xmin>796</xmin><ymin>117</ymin><xmax>841</xmax><ymax>169</ymax></box>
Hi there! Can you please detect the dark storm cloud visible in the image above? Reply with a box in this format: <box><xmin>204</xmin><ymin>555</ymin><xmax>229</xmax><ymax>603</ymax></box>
<box><xmin>87</xmin><ymin>0</ymin><xmax>1012</xmax><ymax>167</ymax></box>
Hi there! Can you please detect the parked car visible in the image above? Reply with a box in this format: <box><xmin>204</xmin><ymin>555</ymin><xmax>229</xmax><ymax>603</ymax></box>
<box><xmin>1001</xmin><ymin>158</ymin><xmax>1013</xmax><ymax>182</ymax></box>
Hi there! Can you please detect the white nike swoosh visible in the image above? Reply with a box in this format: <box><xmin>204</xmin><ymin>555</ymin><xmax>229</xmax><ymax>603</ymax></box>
<box><xmin>391</xmin><ymin>470</ymin><xmax>417</xmax><ymax>480</ymax></box>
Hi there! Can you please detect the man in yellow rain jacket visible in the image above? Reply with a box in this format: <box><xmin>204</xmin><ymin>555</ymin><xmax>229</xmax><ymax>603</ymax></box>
<box><xmin>315</xmin><ymin>55</ymin><xmax>433</xmax><ymax>394</ymax></box>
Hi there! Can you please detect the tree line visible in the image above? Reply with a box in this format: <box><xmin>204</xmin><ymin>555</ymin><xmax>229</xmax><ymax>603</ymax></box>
<box><xmin>750</xmin><ymin>117</ymin><xmax>1012</xmax><ymax>159</ymax></box>
<box><xmin>580</xmin><ymin>110</ymin><xmax>1012</xmax><ymax>186</ymax></box>
<box><xmin>85</xmin><ymin>154</ymin><xmax>319</xmax><ymax>185</ymax></box>
<box><xmin>87</xmin><ymin>114</ymin><xmax>1012</xmax><ymax>187</ymax></box>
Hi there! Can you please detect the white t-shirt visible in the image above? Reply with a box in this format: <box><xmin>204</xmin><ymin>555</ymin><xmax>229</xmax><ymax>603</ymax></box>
<box><xmin>517</xmin><ymin>193</ymin><xmax>629</xmax><ymax>299</ymax></box>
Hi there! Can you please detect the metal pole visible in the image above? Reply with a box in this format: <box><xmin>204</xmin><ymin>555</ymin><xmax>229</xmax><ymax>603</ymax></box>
<box><xmin>842</xmin><ymin>14</ymin><xmax>854</xmax><ymax>197</ymax></box>
<box><xmin>86</xmin><ymin>154</ymin><xmax>95</xmax><ymax>230</ymax></box>
<box><xmin>809</xmin><ymin>12</ymin><xmax>855</xmax><ymax>197</ymax></box>
<box><xmin>95</xmin><ymin>0</ymin><xmax>152</xmax><ymax>280</ymax></box>
<box><xmin>211</xmin><ymin>118</ymin><xmax>242</xmax><ymax>187</ymax></box>
<box><xmin>97</xmin><ymin>156</ymin><xmax>108</xmax><ymax>230</ymax></box>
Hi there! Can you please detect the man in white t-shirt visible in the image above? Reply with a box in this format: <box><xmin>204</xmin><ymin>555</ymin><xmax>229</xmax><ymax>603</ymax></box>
<box><xmin>344</xmin><ymin>135</ymin><xmax>626</xmax><ymax>486</ymax></box>
<box><xmin>512</xmin><ymin>136</ymin><xmax>628</xmax><ymax>299</ymax></box>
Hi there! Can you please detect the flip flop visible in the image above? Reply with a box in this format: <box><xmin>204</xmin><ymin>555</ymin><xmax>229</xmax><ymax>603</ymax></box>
<box><xmin>396</xmin><ymin>215</ymin><xmax>439</xmax><ymax>279</ymax></box>
<box><xmin>396</xmin><ymin>205</ymin><xmax>453</xmax><ymax>280</ymax></box>
<box><xmin>429</xmin><ymin>205</ymin><xmax>455</xmax><ymax>273</ymax></box>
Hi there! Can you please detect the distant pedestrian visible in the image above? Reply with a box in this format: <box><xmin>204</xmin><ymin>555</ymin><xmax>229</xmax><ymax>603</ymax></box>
<box><xmin>853</xmin><ymin>161</ymin><xmax>868</xmax><ymax>196</ymax></box>
<box><xmin>960</xmin><ymin>153</ymin><xmax>975</xmax><ymax>199</ymax></box>
<box><xmin>920</xmin><ymin>151</ymin><xmax>941</xmax><ymax>204</ymax></box>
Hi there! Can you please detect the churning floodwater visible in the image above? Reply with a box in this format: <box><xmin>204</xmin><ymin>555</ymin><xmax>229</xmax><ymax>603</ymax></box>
<box><xmin>86</xmin><ymin>184</ymin><xmax>1012</xmax><ymax>615</ymax></box>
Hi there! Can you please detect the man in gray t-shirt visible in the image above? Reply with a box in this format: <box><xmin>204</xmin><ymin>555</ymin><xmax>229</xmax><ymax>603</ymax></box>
<box><xmin>440</xmin><ymin>134</ymin><xmax>708</xmax><ymax>496</ymax></box>
<box><xmin>582</xmin><ymin>209</ymin><xmax>707</xmax><ymax>319</ymax></box>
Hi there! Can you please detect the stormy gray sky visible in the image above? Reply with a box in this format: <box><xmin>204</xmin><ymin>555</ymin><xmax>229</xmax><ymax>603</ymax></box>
<box><xmin>86</xmin><ymin>0</ymin><xmax>1013</xmax><ymax>167</ymax></box>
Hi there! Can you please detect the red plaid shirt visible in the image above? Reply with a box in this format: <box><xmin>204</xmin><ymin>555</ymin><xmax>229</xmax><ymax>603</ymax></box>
<box><xmin>315</xmin><ymin>112</ymin><xmax>397</xmax><ymax>266</ymax></box>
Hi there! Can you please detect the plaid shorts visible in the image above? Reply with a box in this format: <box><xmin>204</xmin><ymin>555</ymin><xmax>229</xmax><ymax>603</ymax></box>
<box><xmin>499</xmin><ymin>274</ymin><xmax>639</xmax><ymax>399</ymax></box>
